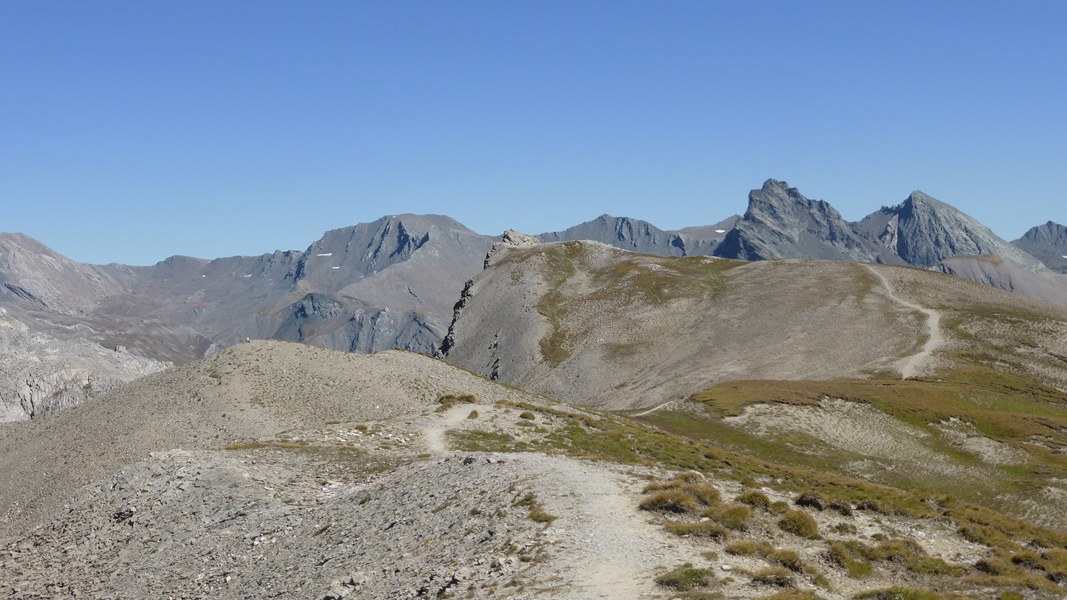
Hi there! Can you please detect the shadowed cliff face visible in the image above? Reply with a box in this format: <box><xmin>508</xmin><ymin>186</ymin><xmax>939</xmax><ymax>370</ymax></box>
<box><xmin>1013</xmin><ymin>221</ymin><xmax>1067</xmax><ymax>273</ymax></box>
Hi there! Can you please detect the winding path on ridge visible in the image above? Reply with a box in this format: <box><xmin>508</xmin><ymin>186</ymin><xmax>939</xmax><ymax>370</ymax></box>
<box><xmin>419</xmin><ymin>404</ymin><xmax>696</xmax><ymax>599</ymax></box>
<box><xmin>864</xmin><ymin>264</ymin><xmax>945</xmax><ymax>379</ymax></box>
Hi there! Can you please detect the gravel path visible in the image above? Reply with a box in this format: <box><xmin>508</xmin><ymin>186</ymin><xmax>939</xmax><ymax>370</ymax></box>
<box><xmin>418</xmin><ymin>405</ymin><xmax>696</xmax><ymax>599</ymax></box>
<box><xmin>865</xmin><ymin>264</ymin><xmax>945</xmax><ymax>378</ymax></box>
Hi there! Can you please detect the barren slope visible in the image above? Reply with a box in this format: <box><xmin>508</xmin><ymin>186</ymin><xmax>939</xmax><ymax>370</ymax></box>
<box><xmin>0</xmin><ymin>340</ymin><xmax>541</xmax><ymax>541</ymax></box>
<box><xmin>443</xmin><ymin>240</ymin><xmax>980</xmax><ymax>410</ymax></box>
<box><xmin>3</xmin><ymin>340</ymin><xmax>1066</xmax><ymax>598</ymax></box>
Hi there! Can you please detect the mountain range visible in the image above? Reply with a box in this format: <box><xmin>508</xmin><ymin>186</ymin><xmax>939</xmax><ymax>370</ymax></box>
<box><xmin>2</xmin><ymin>178</ymin><xmax>1065</xmax><ymax>421</ymax></box>
<box><xmin>4</xmin><ymin>179</ymin><xmax>1067</xmax><ymax>598</ymax></box>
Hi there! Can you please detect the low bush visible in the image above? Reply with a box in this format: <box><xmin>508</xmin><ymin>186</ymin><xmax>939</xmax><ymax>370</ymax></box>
<box><xmin>664</xmin><ymin>520</ymin><xmax>729</xmax><ymax>540</ymax></box>
<box><xmin>778</xmin><ymin>509</ymin><xmax>820</xmax><ymax>539</ymax></box>
<box><xmin>737</xmin><ymin>490</ymin><xmax>771</xmax><ymax>509</ymax></box>
<box><xmin>436</xmin><ymin>393</ymin><xmax>476</xmax><ymax>412</ymax></box>
<box><xmin>751</xmin><ymin>566</ymin><xmax>794</xmax><ymax>586</ymax></box>
<box><xmin>640</xmin><ymin>490</ymin><xmax>700</xmax><ymax>513</ymax></box>
<box><xmin>655</xmin><ymin>563</ymin><xmax>711</xmax><ymax>591</ymax></box>
<box><xmin>705</xmin><ymin>503</ymin><xmax>752</xmax><ymax>530</ymax></box>
<box><xmin>640</xmin><ymin>477</ymin><xmax>721</xmax><ymax>514</ymax></box>
<box><xmin>828</xmin><ymin>541</ymin><xmax>872</xmax><ymax>578</ymax></box>
<box><xmin>853</xmin><ymin>587</ymin><xmax>943</xmax><ymax>600</ymax></box>
<box><xmin>795</xmin><ymin>492</ymin><xmax>826</xmax><ymax>511</ymax></box>
<box><xmin>756</xmin><ymin>591</ymin><xmax>825</xmax><ymax>600</ymax></box>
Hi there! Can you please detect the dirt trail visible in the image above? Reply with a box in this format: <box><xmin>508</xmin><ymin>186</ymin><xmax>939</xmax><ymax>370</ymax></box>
<box><xmin>421</xmin><ymin>404</ymin><xmax>470</xmax><ymax>454</ymax></box>
<box><xmin>865</xmin><ymin>265</ymin><xmax>944</xmax><ymax>378</ymax></box>
<box><xmin>527</xmin><ymin>454</ymin><xmax>685</xmax><ymax>599</ymax></box>
<box><xmin>418</xmin><ymin>406</ymin><xmax>694</xmax><ymax>599</ymax></box>
<box><xmin>632</xmin><ymin>399</ymin><xmax>677</xmax><ymax>417</ymax></box>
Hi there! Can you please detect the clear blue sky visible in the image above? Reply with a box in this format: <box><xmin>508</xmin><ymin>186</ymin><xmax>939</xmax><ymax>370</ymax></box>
<box><xmin>3</xmin><ymin>1</ymin><xmax>1065</xmax><ymax>265</ymax></box>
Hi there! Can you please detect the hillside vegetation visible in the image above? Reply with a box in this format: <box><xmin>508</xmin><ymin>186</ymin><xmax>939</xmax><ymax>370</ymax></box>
<box><xmin>5</xmin><ymin>238</ymin><xmax>1067</xmax><ymax>598</ymax></box>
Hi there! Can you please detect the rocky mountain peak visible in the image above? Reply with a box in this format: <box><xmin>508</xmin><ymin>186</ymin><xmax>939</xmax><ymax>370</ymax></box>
<box><xmin>1012</xmin><ymin>220</ymin><xmax>1067</xmax><ymax>273</ymax></box>
<box><xmin>716</xmin><ymin>179</ymin><xmax>900</xmax><ymax>264</ymax></box>
<box><xmin>539</xmin><ymin>214</ymin><xmax>686</xmax><ymax>256</ymax></box>
<box><xmin>289</xmin><ymin>214</ymin><xmax>479</xmax><ymax>287</ymax></box>
<box><xmin>746</xmin><ymin>179</ymin><xmax>844</xmax><ymax>225</ymax></box>
<box><xmin>860</xmin><ymin>191</ymin><xmax>1044</xmax><ymax>272</ymax></box>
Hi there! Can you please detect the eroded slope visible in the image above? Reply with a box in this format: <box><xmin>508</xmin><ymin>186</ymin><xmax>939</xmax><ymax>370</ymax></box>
<box><xmin>443</xmin><ymin>241</ymin><xmax>955</xmax><ymax>410</ymax></box>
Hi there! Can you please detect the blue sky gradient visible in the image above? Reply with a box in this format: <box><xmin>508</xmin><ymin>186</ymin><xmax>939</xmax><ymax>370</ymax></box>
<box><xmin>3</xmin><ymin>1</ymin><xmax>1065</xmax><ymax>264</ymax></box>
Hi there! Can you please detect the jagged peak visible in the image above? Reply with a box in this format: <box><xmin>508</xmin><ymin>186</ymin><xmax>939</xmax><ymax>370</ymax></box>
<box><xmin>760</xmin><ymin>178</ymin><xmax>791</xmax><ymax>191</ymax></box>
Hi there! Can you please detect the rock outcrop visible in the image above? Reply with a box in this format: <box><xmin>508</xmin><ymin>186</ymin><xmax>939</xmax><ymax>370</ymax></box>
<box><xmin>0</xmin><ymin>308</ymin><xmax>167</xmax><ymax>422</ymax></box>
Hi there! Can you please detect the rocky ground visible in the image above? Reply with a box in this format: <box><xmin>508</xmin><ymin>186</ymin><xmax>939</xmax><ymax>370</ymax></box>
<box><xmin>0</xmin><ymin>307</ymin><xmax>168</xmax><ymax>422</ymax></box>
<box><xmin>8</xmin><ymin>389</ymin><xmax>1050</xmax><ymax>599</ymax></box>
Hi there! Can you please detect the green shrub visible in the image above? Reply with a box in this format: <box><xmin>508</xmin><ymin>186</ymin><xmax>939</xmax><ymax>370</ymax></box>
<box><xmin>685</xmin><ymin>482</ymin><xmax>723</xmax><ymax>506</ymax></box>
<box><xmin>726</xmin><ymin>541</ymin><xmax>808</xmax><ymax>573</ymax></box>
<box><xmin>640</xmin><ymin>477</ymin><xmax>720</xmax><ymax>513</ymax></box>
<box><xmin>871</xmin><ymin>540</ymin><xmax>961</xmax><ymax>576</ymax></box>
<box><xmin>828</xmin><ymin>541</ymin><xmax>872</xmax><ymax>578</ymax></box>
<box><xmin>655</xmin><ymin>563</ymin><xmax>711</xmax><ymax>591</ymax></box>
<box><xmin>664</xmin><ymin>520</ymin><xmax>729</xmax><ymax>540</ymax></box>
<box><xmin>757</xmin><ymin>591</ymin><xmax>826</xmax><ymax>600</ymax></box>
<box><xmin>436</xmin><ymin>393</ymin><xmax>476</xmax><ymax>412</ymax></box>
<box><xmin>751</xmin><ymin>566</ymin><xmax>794</xmax><ymax>586</ymax></box>
<box><xmin>779</xmin><ymin>509</ymin><xmax>820</xmax><ymax>539</ymax></box>
<box><xmin>737</xmin><ymin>490</ymin><xmax>771</xmax><ymax>509</ymax></box>
<box><xmin>640</xmin><ymin>490</ymin><xmax>700</xmax><ymax>513</ymax></box>
<box><xmin>726</xmin><ymin>540</ymin><xmax>771</xmax><ymax>556</ymax></box>
<box><xmin>1009</xmin><ymin>551</ymin><xmax>1042</xmax><ymax>570</ymax></box>
<box><xmin>707</xmin><ymin>503</ymin><xmax>752</xmax><ymax>530</ymax></box>
<box><xmin>829</xmin><ymin>499</ymin><xmax>854</xmax><ymax>516</ymax></box>
<box><xmin>853</xmin><ymin>587</ymin><xmax>943</xmax><ymax>600</ymax></box>
<box><xmin>767</xmin><ymin>548</ymin><xmax>804</xmax><ymax>572</ymax></box>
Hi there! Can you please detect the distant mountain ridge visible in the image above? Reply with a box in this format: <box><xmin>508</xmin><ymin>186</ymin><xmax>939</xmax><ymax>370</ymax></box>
<box><xmin>1013</xmin><ymin>221</ymin><xmax>1067</xmax><ymax>273</ymax></box>
<box><xmin>537</xmin><ymin>214</ymin><xmax>739</xmax><ymax>257</ymax></box>
<box><xmin>0</xmin><ymin>214</ymin><xmax>493</xmax><ymax>361</ymax></box>
<box><xmin>714</xmin><ymin>179</ymin><xmax>902</xmax><ymax>264</ymax></box>
<box><xmin>712</xmin><ymin>179</ymin><xmax>1046</xmax><ymax>274</ymax></box>
<box><xmin>856</xmin><ymin>191</ymin><xmax>1044</xmax><ymax>271</ymax></box>
<box><xmin>2</xmin><ymin>184</ymin><xmax>1064</xmax><ymax>420</ymax></box>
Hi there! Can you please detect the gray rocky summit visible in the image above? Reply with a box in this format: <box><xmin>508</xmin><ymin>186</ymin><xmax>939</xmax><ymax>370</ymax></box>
<box><xmin>714</xmin><ymin>179</ymin><xmax>902</xmax><ymax>264</ymax></box>
<box><xmin>858</xmin><ymin>191</ymin><xmax>1045</xmax><ymax>271</ymax></box>
<box><xmin>538</xmin><ymin>214</ymin><xmax>739</xmax><ymax>257</ymax></box>
<box><xmin>1013</xmin><ymin>221</ymin><xmax>1067</xmax><ymax>273</ymax></box>
<box><xmin>713</xmin><ymin>179</ymin><xmax>1046</xmax><ymax>274</ymax></box>
<box><xmin>0</xmin><ymin>215</ymin><xmax>493</xmax><ymax>364</ymax></box>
